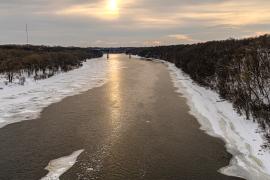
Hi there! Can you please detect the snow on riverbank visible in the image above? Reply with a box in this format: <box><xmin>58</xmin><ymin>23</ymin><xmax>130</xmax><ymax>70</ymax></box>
<box><xmin>166</xmin><ymin>61</ymin><xmax>270</xmax><ymax>180</ymax></box>
<box><xmin>41</xmin><ymin>150</ymin><xmax>84</xmax><ymax>180</ymax></box>
<box><xmin>0</xmin><ymin>56</ymin><xmax>109</xmax><ymax>128</ymax></box>
<box><xmin>134</xmin><ymin>56</ymin><xmax>270</xmax><ymax>180</ymax></box>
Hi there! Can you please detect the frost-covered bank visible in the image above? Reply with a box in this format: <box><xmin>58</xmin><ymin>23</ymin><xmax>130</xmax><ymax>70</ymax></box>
<box><xmin>136</xmin><ymin>55</ymin><xmax>270</xmax><ymax>180</ymax></box>
<box><xmin>166</xmin><ymin>61</ymin><xmax>270</xmax><ymax>180</ymax></box>
<box><xmin>0</xmin><ymin>56</ymin><xmax>109</xmax><ymax>128</ymax></box>
<box><xmin>128</xmin><ymin>35</ymin><xmax>270</xmax><ymax>133</ymax></box>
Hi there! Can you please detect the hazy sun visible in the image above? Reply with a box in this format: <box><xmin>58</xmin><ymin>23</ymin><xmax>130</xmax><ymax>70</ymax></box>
<box><xmin>57</xmin><ymin>0</ymin><xmax>121</xmax><ymax>20</ymax></box>
<box><xmin>107</xmin><ymin>0</ymin><xmax>119</xmax><ymax>14</ymax></box>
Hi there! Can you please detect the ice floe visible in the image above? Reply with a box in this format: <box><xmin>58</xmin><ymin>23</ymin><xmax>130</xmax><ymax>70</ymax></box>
<box><xmin>41</xmin><ymin>149</ymin><xmax>84</xmax><ymax>180</ymax></box>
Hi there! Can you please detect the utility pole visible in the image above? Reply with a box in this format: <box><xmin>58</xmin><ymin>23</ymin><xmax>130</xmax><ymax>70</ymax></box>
<box><xmin>26</xmin><ymin>24</ymin><xmax>29</xmax><ymax>46</ymax></box>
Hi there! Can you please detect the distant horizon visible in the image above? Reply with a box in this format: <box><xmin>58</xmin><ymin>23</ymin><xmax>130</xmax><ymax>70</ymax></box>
<box><xmin>0</xmin><ymin>33</ymin><xmax>269</xmax><ymax>48</ymax></box>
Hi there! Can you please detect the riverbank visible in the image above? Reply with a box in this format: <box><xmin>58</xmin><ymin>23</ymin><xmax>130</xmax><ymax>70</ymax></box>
<box><xmin>135</xmin><ymin>56</ymin><xmax>270</xmax><ymax>180</ymax></box>
<box><xmin>0</xmin><ymin>56</ymin><xmax>109</xmax><ymax>128</ymax></box>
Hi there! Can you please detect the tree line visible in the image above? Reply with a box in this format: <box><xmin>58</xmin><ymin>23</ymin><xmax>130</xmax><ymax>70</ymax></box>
<box><xmin>128</xmin><ymin>35</ymin><xmax>270</xmax><ymax>138</ymax></box>
<box><xmin>0</xmin><ymin>45</ymin><xmax>103</xmax><ymax>83</ymax></box>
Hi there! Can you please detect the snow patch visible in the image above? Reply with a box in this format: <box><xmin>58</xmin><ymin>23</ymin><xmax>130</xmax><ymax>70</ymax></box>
<box><xmin>0</xmin><ymin>56</ymin><xmax>109</xmax><ymax>128</ymax></box>
<box><xmin>134</xmin><ymin>56</ymin><xmax>270</xmax><ymax>180</ymax></box>
<box><xmin>41</xmin><ymin>149</ymin><xmax>84</xmax><ymax>180</ymax></box>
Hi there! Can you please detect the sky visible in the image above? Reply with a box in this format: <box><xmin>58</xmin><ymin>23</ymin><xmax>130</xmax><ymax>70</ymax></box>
<box><xmin>0</xmin><ymin>0</ymin><xmax>270</xmax><ymax>47</ymax></box>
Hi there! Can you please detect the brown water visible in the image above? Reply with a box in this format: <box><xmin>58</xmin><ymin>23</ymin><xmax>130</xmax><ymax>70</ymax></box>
<box><xmin>0</xmin><ymin>54</ymin><xmax>243</xmax><ymax>180</ymax></box>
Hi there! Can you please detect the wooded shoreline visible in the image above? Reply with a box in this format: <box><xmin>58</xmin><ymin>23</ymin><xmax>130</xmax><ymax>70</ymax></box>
<box><xmin>0</xmin><ymin>45</ymin><xmax>103</xmax><ymax>83</ymax></box>
<box><xmin>128</xmin><ymin>35</ymin><xmax>270</xmax><ymax>142</ymax></box>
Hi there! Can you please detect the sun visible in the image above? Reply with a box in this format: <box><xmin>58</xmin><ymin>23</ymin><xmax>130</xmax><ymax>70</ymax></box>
<box><xmin>107</xmin><ymin>0</ymin><xmax>119</xmax><ymax>13</ymax></box>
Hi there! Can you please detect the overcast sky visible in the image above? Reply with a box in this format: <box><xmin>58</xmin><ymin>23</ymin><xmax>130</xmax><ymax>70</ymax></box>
<box><xmin>0</xmin><ymin>0</ymin><xmax>269</xmax><ymax>47</ymax></box>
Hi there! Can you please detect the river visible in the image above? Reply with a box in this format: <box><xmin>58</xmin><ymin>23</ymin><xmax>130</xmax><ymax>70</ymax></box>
<box><xmin>0</xmin><ymin>54</ymin><xmax>243</xmax><ymax>180</ymax></box>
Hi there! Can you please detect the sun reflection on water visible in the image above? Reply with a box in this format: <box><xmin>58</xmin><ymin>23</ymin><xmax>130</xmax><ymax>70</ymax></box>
<box><xmin>108</xmin><ymin>54</ymin><xmax>122</xmax><ymax>132</ymax></box>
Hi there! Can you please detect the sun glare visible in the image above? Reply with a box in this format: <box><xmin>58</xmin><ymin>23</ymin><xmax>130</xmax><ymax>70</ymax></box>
<box><xmin>107</xmin><ymin>0</ymin><xmax>119</xmax><ymax>14</ymax></box>
<box><xmin>57</xmin><ymin>0</ymin><xmax>123</xmax><ymax>20</ymax></box>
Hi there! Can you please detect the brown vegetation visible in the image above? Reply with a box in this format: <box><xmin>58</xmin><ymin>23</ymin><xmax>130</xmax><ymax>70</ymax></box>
<box><xmin>128</xmin><ymin>35</ymin><xmax>270</xmax><ymax>135</ymax></box>
<box><xmin>0</xmin><ymin>45</ymin><xmax>103</xmax><ymax>82</ymax></box>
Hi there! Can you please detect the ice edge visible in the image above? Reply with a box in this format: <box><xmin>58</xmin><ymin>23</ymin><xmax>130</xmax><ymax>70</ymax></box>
<box><xmin>135</xmin><ymin>56</ymin><xmax>270</xmax><ymax>180</ymax></box>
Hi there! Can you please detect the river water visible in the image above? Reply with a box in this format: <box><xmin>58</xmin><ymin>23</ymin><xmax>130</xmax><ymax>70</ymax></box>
<box><xmin>0</xmin><ymin>54</ymin><xmax>243</xmax><ymax>180</ymax></box>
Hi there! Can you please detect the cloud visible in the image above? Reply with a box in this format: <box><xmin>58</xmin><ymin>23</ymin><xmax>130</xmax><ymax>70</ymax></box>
<box><xmin>0</xmin><ymin>0</ymin><xmax>270</xmax><ymax>46</ymax></box>
<box><xmin>255</xmin><ymin>31</ymin><xmax>270</xmax><ymax>36</ymax></box>
<box><xmin>55</xmin><ymin>1</ymin><xmax>120</xmax><ymax>20</ymax></box>
<box><xmin>180</xmin><ymin>1</ymin><xmax>270</xmax><ymax>26</ymax></box>
<box><xmin>143</xmin><ymin>40</ymin><xmax>161</xmax><ymax>46</ymax></box>
<box><xmin>167</xmin><ymin>34</ymin><xmax>192</xmax><ymax>41</ymax></box>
